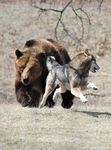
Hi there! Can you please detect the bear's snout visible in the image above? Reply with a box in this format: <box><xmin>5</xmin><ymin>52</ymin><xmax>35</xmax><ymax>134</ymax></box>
<box><xmin>23</xmin><ymin>78</ymin><xmax>29</xmax><ymax>84</ymax></box>
<box><xmin>21</xmin><ymin>77</ymin><xmax>30</xmax><ymax>85</ymax></box>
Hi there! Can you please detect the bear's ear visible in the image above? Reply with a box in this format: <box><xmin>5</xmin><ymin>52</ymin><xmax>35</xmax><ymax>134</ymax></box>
<box><xmin>25</xmin><ymin>40</ymin><xmax>36</xmax><ymax>47</ymax></box>
<box><xmin>15</xmin><ymin>49</ymin><xmax>23</xmax><ymax>59</ymax></box>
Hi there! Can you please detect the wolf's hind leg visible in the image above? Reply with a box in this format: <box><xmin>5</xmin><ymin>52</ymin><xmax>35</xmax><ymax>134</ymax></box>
<box><xmin>71</xmin><ymin>87</ymin><xmax>88</xmax><ymax>103</ymax></box>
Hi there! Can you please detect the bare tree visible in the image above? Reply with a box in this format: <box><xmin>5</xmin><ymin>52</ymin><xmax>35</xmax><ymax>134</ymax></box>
<box><xmin>31</xmin><ymin>0</ymin><xmax>104</xmax><ymax>48</ymax></box>
<box><xmin>32</xmin><ymin>0</ymin><xmax>92</xmax><ymax>40</ymax></box>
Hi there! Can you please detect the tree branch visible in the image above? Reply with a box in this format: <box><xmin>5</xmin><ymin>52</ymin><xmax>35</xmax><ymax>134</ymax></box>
<box><xmin>32</xmin><ymin>0</ymin><xmax>91</xmax><ymax>41</ymax></box>
<box><xmin>76</xmin><ymin>8</ymin><xmax>91</xmax><ymax>25</ymax></box>
<box><xmin>32</xmin><ymin>0</ymin><xmax>73</xmax><ymax>40</ymax></box>
<box><xmin>71</xmin><ymin>6</ymin><xmax>84</xmax><ymax>39</ymax></box>
<box><xmin>97</xmin><ymin>0</ymin><xmax>104</xmax><ymax>12</ymax></box>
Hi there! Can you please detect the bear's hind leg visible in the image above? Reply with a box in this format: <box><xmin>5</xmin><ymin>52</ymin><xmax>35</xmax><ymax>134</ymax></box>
<box><xmin>61</xmin><ymin>90</ymin><xmax>74</xmax><ymax>109</ymax></box>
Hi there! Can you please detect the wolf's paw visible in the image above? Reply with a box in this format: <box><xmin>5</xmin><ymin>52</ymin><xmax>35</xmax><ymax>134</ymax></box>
<box><xmin>87</xmin><ymin>83</ymin><xmax>98</xmax><ymax>90</ymax></box>
<box><xmin>93</xmin><ymin>86</ymin><xmax>98</xmax><ymax>90</ymax></box>
<box><xmin>39</xmin><ymin>101</ymin><xmax>45</xmax><ymax>108</ymax></box>
<box><xmin>81</xmin><ymin>98</ymin><xmax>88</xmax><ymax>103</ymax></box>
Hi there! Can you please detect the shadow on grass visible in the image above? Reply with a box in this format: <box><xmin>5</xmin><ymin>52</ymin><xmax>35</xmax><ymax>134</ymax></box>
<box><xmin>74</xmin><ymin>110</ymin><xmax>111</xmax><ymax>118</ymax></box>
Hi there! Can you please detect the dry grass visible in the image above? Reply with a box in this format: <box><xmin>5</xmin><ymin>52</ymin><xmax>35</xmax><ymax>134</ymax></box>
<box><xmin>0</xmin><ymin>1</ymin><xmax>111</xmax><ymax>150</ymax></box>
<box><xmin>0</xmin><ymin>104</ymin><xmax>111</xmax><ymax>150</ymax></box>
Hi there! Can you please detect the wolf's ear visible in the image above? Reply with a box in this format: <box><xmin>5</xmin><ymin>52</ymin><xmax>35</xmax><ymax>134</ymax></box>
<box><xmin>15</xmin><ymin>49</ymin><xmax>23</xmax><ymax>59</ymax></box>
<box><xmin>84</xmin><ymin>49</ymin><xmax>90</xmax><ymax>56</ymax></box>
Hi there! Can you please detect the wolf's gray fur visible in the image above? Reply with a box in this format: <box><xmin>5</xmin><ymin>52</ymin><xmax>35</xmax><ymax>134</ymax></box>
<box><xmin>39</xmin><ymin>50</ymin><xmax>100</xmax><ymax>108</ymax></box>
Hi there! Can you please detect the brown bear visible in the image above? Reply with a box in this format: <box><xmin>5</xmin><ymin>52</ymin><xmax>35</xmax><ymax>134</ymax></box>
<box><xmin>15</xmin><ymin>38</ymin><xmax>74</xmax><ymax>108</ymax></box>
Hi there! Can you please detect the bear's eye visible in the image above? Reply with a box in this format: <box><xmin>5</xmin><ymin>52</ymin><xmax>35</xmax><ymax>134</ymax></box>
<box><xmin>19</xmin><ymin>66</ymin><xmax>25</xmax><ymax>72</ymax></box>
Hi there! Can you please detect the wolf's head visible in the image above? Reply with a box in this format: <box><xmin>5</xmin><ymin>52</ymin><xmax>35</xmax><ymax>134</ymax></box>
<box><xmin>84</xmin><ymin>49</ymin><xmax>100</xmax><ymax>73</ymax></box>
<box><xmin>89</xmin><ymin>55</ymin><xmax>100</xmax><ymax>73</ymax></box>
<box><xmin>73</xmin><ymin>49</ymin><xmax>100</xmax><ymax>73</ymax></box>
<box><xmin>46</xmin><ymin>56</ymin><xmax>58</xmax><ymax>71</ymax></box>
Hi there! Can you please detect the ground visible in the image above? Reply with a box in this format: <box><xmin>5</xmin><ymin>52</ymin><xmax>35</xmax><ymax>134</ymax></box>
<box><xmin>0</xmin><ymin>1</ymin><xmax>111</xmax><ymax>150</ymax></box>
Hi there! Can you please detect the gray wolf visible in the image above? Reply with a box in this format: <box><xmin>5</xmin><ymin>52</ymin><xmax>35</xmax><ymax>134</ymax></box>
<box><xmin>39</xmin><ymin>49</ymin><xmax>100</xmax><ymax>108</ymax></box>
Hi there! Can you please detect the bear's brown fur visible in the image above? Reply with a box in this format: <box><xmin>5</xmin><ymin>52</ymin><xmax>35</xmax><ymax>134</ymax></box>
<box><xmin>15</xmin><ymin>38</ymin><xmax>74</xmax><ymax>108</ymax></box>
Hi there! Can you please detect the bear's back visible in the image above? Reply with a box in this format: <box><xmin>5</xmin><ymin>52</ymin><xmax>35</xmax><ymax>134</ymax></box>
<box><xmin>23</xmin><ymin>38</ymin><xmax>70</xmax><ymax>65</ymax></box>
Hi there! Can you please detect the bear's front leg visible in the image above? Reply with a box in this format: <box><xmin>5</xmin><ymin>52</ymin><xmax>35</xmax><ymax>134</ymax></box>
<box><xmin>16</xmin><ymin>87</ymin><xmax>31</xmax><ymax>107</ymax></box>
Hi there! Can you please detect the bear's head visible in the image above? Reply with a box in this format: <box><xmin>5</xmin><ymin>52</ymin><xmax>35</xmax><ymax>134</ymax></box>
<box><xmin>15</xmin><ymin>49</ymin><xmax>45</xmax><ymax>86</ymax></box>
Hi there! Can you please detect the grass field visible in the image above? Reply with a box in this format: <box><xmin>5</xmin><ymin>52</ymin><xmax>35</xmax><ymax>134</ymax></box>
<box><xmin>0</xmin><ymin>1</ymin><xmax>111</xmax><ymax>150</ymax></box>
<box><xmin>0</xmin><ymin>104</ymin><xmax>111</xmax><ymax>150</ymax></box>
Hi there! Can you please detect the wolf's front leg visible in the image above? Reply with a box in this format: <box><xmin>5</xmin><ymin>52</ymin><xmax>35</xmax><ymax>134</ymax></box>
<box><xmin>71</xmin><ymin>87</ymin><xmax>88</xmax><ymax>103</ymax></box>
<box><xmin>39</xmin><ymin>84</ymin><xmax>55</xmax><ymax>108</ymax></box>
<box><xmin>39</xmin><ymin>72</ymin><xmax>56</xmax><ymax>108</ymax></box>
<box><xmin>87</xmin><ymin>82</ymin><xmax>98</xmax><ymax>90</ymax></box>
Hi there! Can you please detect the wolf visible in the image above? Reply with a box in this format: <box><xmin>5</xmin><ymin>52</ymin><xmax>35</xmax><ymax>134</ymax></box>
<box><xmin>39</xmin><ymin>49</ymin><xmax>100</xmax><ymax>108</ymax></box>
